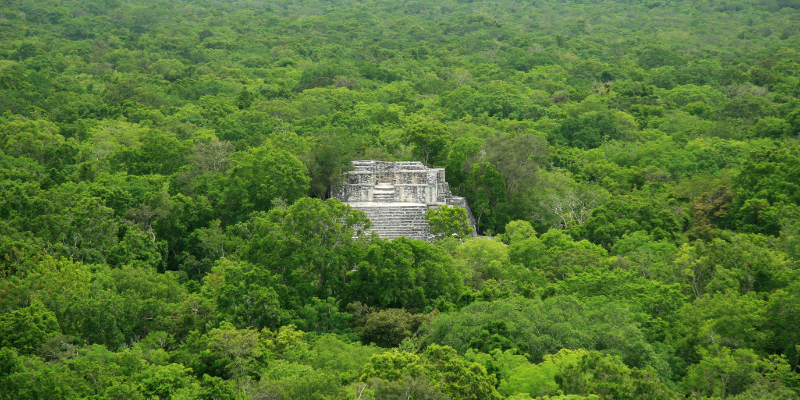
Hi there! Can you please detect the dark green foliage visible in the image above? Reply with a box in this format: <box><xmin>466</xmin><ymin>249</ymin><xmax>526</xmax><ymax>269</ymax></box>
<box><xmin>354</xmin><ymin>308</ymin><xmax>431</xmax><ymax>348</ymax></box>
<box><xmin>113</xmin><ymin>130</ymin><xmax>190</xmax><ymax>175</ymax></box>
<box><xmin>426</xmin><ymin>296</ymin><xmax>663</xmax><ymax>371</ymax></box>
<box><xmin>637</xmin><ymin>45</ymin><xmax>685</xmax><ymax>70</ymax></box>
<box><xmin>468</xmin><ymin>321</ymin><xmax>517</xmax><ymax>354</ymax></box>
<box><xmin>550</xmin><ymin>111</ymin><xmax>621</xmax><ymax>150</ymax></box>
<box><xmin>582</xmin><ymin>196</ymin><xmax>683</xmax><ymax>248</ymax></box>
<box><xmin>0</xmin><ymin>300</ymin><xmax>60</xmax><ymax>354</ymax></box>
<box><xmin>766</xmin><ymin>281</ymin><xmax>800</xmax><ymax>370</ymax></box>
<box><xmin>302</xmin><ymin>132</ymin><xmax>363</xmax><ymax>199</ymax></box>
<box><xmin>293</xmin><ymin>297</ymin><xmax>353</xmax><ymax>336</ymax></box>
<box><xmin>237</xmin><ymin>198</ymin><xmax>372</xmax><ymax>306</ymax></box>
<box><xmin>346</xmin><ymin>237</ymin><xmax>464</xmax><ymax>310</ymax></box>
<box><xmin>404</xmin><ymin>119</ymin><xmax>452</xmax><ymax>167</ymax></box>
<box><xmin>297</xmin><ymin>62</ymin><xmax>355</xmax><ymax>91</ymax></box>
<box><xmin>463</xmin><ymin>162</ymin><xmax>508</xmax><ymax>235</ymax></box>
<box><xmin>221</xmin><ymin>146</ymin><xmax>311</xmax><ymax>221</ymax></box>
<box><xmin>0</xmin><ymin>0</ymin><xmax>799</xmax><ymax>398</ymax></box>
<box><xmin>441</xmin><ymin>82</ymin><xmax>549</xmax><ymax>121</ymax></box>
<box><xmin>204</xmin><ymin>259</ymin><xmax>285</xmax><ymax>330</ymax></box>
<box><xmin>730</xmin><ymin>144</ymin><xmax>800</xmax><ymax>235</ymax></box>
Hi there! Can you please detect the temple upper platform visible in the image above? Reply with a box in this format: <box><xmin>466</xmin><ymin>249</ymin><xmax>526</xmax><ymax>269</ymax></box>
<box><xmin>332</xmin><ymin>161</ymin><xmax>453</xmax><ymax>205</ymax></box>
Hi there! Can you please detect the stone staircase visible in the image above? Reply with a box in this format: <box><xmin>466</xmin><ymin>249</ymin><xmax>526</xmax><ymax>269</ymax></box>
<box><xmin>350</xmin><ymin>204</ymin><xmax>432</xmax><ymax>241</ymax></box>
<box><xmin>372</xmin><ymin>182</ymin><xmax>395</xmax><ymax>202</ymax></box>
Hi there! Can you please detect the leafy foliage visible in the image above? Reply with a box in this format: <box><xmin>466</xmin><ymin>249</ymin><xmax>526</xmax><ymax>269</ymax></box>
<box><xmin>425</xmin><ymin>205</ymin><xmax>473</xmax><ymax>241</ymax></box>
<box><xmin>0</xmin><ymin>0</ymin><xmax>799</xmax><ymax>397</ymax></box>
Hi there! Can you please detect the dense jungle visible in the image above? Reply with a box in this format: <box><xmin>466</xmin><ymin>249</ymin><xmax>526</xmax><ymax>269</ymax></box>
<box><xmin>1</xmin><ymin>0</ymin><xmax>800</xmax><ymax>398</ymax></box>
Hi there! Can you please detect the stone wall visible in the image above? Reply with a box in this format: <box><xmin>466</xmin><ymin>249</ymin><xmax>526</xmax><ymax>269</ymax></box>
<box><xmin>332</xmin><ymin>160</ymin><xmax>452</xmax><ymax>205</ymax></box>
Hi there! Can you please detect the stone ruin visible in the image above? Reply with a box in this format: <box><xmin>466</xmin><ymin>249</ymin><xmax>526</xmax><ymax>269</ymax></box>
<box><xmin>332</xmin><ymin>160</ymin><xmax>476</xmax><ymax>241</ymax></box>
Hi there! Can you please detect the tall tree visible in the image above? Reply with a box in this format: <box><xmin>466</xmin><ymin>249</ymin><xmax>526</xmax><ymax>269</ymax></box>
<box><xmin>404</xmin><ymin>120</ymin><xmax>452</xmax><ymax>167</ymax></box>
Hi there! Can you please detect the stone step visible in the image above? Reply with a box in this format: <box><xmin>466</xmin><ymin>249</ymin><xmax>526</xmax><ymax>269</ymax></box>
<box><xmin>349</xmin><ymin>204</ymin><xmax>432</xmax><ymax>241</ymax></box>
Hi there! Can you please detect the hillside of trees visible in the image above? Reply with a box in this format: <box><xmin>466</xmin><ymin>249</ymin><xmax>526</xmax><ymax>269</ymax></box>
<box><xmin>1</xmin><ymin>0</ymin><xmax>800</xmax><ymax>398</ymax></box>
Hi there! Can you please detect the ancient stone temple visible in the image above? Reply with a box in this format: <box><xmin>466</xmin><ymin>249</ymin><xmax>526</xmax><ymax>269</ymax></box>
<box><xmin>332</xmin><ymin>160</ymin><xmax>476</xmax><ymax>241</ymax></box>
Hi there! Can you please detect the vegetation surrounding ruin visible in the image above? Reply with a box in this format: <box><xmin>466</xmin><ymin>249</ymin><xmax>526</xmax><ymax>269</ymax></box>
<box><xmin>1</xmin><ymin>0</ymin><xmax>800</xmax><ymax>398</ymax></box>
